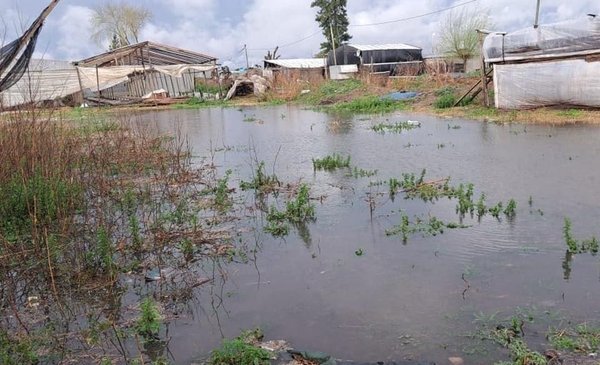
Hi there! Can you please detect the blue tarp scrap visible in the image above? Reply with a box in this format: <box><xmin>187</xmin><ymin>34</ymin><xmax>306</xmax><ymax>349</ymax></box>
<box><xmin>381</xmin><ymin>91</ymin><xmax>418</xmax><ymax>101</ymax></box>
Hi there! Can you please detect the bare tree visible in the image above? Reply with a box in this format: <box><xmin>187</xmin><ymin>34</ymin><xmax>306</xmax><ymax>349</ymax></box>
<box><xmin>264</xmin><ymin>46</ymin><xmax>281</xmax><ymax>60</ymax></box>
<box><xmin>90</xmin><ymin>2</ymin><xmax>152</xmax><ymax>49</ymax></box>
<box><xmin>436</xmin><ymin>7</ymin><xmax>490</xmax><ymax>68</ymax></box>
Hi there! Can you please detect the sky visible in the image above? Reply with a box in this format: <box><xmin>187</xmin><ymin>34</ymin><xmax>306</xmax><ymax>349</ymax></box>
<box><xmin>0</xmin><ymin>0</ymin><xmax>598</xmax><ymax>67</ymax></box>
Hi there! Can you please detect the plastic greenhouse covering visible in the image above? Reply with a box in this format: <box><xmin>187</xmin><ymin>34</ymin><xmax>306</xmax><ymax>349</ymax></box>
<box><xmin>484</xmin><ymin>15</ymin><xmax>600</xmax><ymax>109</ymax></box>
<box><xmin>484</xmin><ymin>15</ymin><xmax>600</xmax><ymax>63</ymax></box>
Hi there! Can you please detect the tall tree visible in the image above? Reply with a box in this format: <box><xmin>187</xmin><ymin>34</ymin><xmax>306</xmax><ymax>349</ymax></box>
<box><xmin>90</xmin><ymin>2</ymin><xmax>152</xmax><ymax>50</ymax></box>
<box><xmin>311</xmin><ymin>0</ymin><xmax>352</xmax><ymax>55</ymax></box>
<box><xmin>436</xmin><ymin>7</ymin><xmax>490</xmax><ymax>67</ymax></box>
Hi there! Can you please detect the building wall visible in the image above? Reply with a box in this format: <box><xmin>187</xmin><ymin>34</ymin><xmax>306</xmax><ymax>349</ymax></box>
<box><xmin>97</xmin><ymin>70</ymin><xmax>197</xmax><ymax>99</ymax></box>
<box><xmin>327</xmin><ymin>45</ymin><xmax>423</xmax><ymax>74</ymax></box>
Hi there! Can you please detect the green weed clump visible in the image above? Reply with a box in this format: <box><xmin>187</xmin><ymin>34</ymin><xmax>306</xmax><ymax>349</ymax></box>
<box><xmin>563</xmin><ymin>217</ymin><xmax>599</xmax><ymax>254</ymax></box>
<box><xmin>136</xmin><ymin>298</ymin><xmax>162</xmax><ymax>340</ymax></box>
<box><xmin>299</xmin><ymin>79</ymin><xmax>362</xmax><ymax>105</ymax></box>
<box><xmin>385</xmin><ymin>213</ymin><xmax>468</xmax><ymax>243</ymax></box>
<box><xmin>312</xmin><ymin>153</ymin><xmax>351</xmax><ymax>171</ymax></box>
<box><xmin>0</xmin><ymin>330</ymin><xmax>38</xmax><ymax>365</ymax></box>
<box><xmin>489</xmin><ymin>202</ymin><xmax>504</xmax><ymax>218</ymax></box>
<box><xmin>388</xmin><ymin>169</ymin><xmax>453</xmax><ymax>202</ymax></box>
<box><xmin>213</xmin><ymin>170</ymin><xmax>233</xmax><ymax>212</ymax></box>
<box><xmin>434</xmin><ymin>88</ymin><xmax>456</xmax><ymax>109</ymax></box>
<box><xmin>195</xmin><ymin>82</ymin><xmax>222</xmax><ymax>95</ymax></box>
<box><xmin>371</xmin><ymin>121</ymin><xmax>420</xmax><ymax>134</ymax></box>
<box><xmin>0</xmin><ymin>171</ymin><xmax>82</xmax><ymax>238</ymax></box>
<box><xmin>504</xmin><ymin>199</ymin><xmax>517</xmax><ymax>218</ymax></box>
<box><xmin>265</xmin><ymin>184</ymin><xmax>316</xmax><ymax>236</ymax></box>
<box><xmin>240</xmin><ymin>161</ymin><xmax>280</xmax><ymax>193</ymax></box>
<box><xmin>210</xmin><ymin>338</ymin><xmax>271</xmax><ymax>365</ymax></box>
<box><xmin>172</xmin><ymin>97</ymin><xmax>229</xmax><ymax>109</ymax></box>
<box><xmin>348</xmin><ymin>167</ymin><xmax>378</xmax><ymax>178</ymax></box>
<box><xmin>331</xmin><ymin>96</ymin><xmax>407</xmax><ymax>114</ymax></box>
<box><xmin>491</xmin><ymin>327</ymin><xmax>546</xmax><ymax>365</ymax></box>
<box><xmin>548</xmin><ymin>323</ymin><xmax>600</xmax><ymax>353</ymax></box>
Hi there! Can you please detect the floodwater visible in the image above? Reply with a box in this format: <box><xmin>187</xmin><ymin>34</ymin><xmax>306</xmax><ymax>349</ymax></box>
<box><xmin>139</xmin><ymin>106</ymin><xmax>600</xmax><ymax>364</ymax></box>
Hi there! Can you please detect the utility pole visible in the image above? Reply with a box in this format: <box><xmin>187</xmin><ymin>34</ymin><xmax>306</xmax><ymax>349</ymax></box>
<box><xmin>244</xmin><ymin>44</ymin><xmax>249</xmax><ymax>69</ymax></box>
<box><xmin>534</xmin><ymin>0</ymin><xmax>541</xmax><ymax>28</ymax></box>
<box><xmin>329</xmin><ymin>22</ymin><xmax>337</xmax><ymax>65</ymax></box>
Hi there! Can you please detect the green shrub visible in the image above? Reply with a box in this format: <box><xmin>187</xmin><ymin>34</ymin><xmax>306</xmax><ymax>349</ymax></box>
<box><xmin>210</xmin><ymin>339</ymin><xmax>270</xmax><ymax>365</ymax></box>
<box><xmin>136</xmin><ymin>298</ymin><xmax>162</xmax><ymax>339</ymax></box>
<box><xmin>434</xmin><ymin>92</ymin><xmax>456</xmax><ymax>109</ymax></box>
<box><xmin>0</xmin><ymin>171</ymin><xmax>81</xmax><ymax>237</ymax></box>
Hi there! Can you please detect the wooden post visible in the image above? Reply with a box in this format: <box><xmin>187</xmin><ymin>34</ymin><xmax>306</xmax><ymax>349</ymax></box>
<box><xmin>75</xmin><ymin>66</ymin><xmax>85</xmax><ymax>105</ymax></box>
<box><xmin>478</xmin><ymin>30</ymin><xmax>490</xmax><ymax>107</ymax></box>
<box><xmin>95</xmin><ymin>65</ymin><xmax>101</xmax><ymax>99</ymax></box>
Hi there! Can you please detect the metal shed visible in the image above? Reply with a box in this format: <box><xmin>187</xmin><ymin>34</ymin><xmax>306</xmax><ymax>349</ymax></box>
<box><xmin>263</xmin><ymin>58</ymin><xmax>326</xmax><ymax>80</ymax></box>
<box><xmin>74</xmin><ymin>41</ymin><xmax>218</xmax><ymax>103</ymax></box>
<box><xmin>327</xmin><ymin>44</ymin><xmax>423</xmax><ymax>75</ymax></box>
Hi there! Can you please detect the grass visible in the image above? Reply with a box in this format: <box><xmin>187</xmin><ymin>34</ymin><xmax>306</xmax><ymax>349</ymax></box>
<box><xmin>557</xmin><ymin>108</ymin><xmax>584</xmax><ymax>118</ymax></box>
<box><xmin>492</xmin><ymin>329</ymin><xmax>546</xmax><ymax>365</ymax></box>
<box><xmin>299</xmin><ymin>79</ymin><xmax>363</xmax><ymax>105</ymax></box>
<box><xmin>312</xmin><ymin>153</ymin><xmax>351</xmax><ymax>171</ymax></box>
<box><xmin>330</xmin><ymin>96</ymin><xmax>408</xmax><ymax>114</ymax></box>
<box><xmin>548</xmin><ymin>323</ymin><xmax>600</xmax><ymax>353</ymax></box>
<box><xmin>172</xmin><ymin>97</ymin><xmax>229</xmax><ymax>109</ymax></box>
<box><xmin>210</xmin><ymin>338</ymin><xmax>271</xmax><ymax>365</ymax></box>
<box><xmin>434</xmin><ymin>92</ymin><xmax>456</xmax><ymax>109</ymax></box>
<box><xmin>0</xmin><ymin>330</ymin><xmax>38</xmax><ymax>365</ymax></box>
<box><xmin>196</xmin><ymin>82</ymin><xmax>222</xmax><ymax>95</ymax></box>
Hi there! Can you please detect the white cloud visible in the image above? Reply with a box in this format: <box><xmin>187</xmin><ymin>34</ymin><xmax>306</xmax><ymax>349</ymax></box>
<box><xmin>159</xmin><ymin>0</ymin><xmax>216</xmax><ymax>18</ymax></box>
<box><xmin>48</xmin><ymin>5</ymin><xmax>99</xmax><ymax>61</ymax></box>
<box><xmin>2</xmin><ymin>0</ymin><xmax>599</xmax><ymax>64</ymax></box>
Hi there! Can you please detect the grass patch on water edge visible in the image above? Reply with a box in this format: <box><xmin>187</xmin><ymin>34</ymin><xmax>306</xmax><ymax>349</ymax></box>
<box><xmin>329</xmin><ymin>95</ymin><xmax>409</xmax><ymax>114</ymax></box>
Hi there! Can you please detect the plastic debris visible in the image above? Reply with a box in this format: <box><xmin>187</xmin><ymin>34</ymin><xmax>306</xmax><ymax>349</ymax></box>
<box><xmin>380</xmin><ymin>91</ymin><xmax>418</xmax><ymax>101</ymax></box>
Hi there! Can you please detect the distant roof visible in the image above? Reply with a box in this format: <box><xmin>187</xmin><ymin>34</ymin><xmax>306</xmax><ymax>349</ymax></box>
<box><xmin>348</xmin><ymin>44</ymin><xmax>421</xmax><ymax>51</ymax></box>
<box><xmin>75</xmin><ymin>41</ymin><xmax>217</xmax><ymax>67</ymax></box>
<box><xmin>264</xmin><ymin>58</ymin><xmax>326</xmax><ymax>69</ymax></box>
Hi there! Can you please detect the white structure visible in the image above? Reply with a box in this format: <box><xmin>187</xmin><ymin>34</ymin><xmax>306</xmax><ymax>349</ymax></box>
<box><xmin>484</xmin><ymin>15</ymin><xmax>600</xmax><ymax>109</ymax></box>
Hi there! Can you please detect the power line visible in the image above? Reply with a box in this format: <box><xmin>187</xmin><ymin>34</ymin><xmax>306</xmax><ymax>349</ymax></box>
<box><xmin>240</xmin><ymin>0</ymin><xmax>478</xmax><ymax>58</ymax></box>
<box><xmin>350</xmin><ymin>0</ymin><xmax>479</xmax><ymax>27</ymax></box>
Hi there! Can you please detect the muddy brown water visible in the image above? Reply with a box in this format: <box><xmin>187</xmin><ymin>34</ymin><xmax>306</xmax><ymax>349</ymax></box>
<box><xmin>138</xmin><ymin>106</ymin><xmax>600</xmax><ymax>364</ymax></box>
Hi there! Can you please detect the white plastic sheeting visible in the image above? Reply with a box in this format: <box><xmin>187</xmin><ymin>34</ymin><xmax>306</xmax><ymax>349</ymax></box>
<box><xmin>0</xmin><ymin>59</ymin><xmax>80</xmax><ymax>107</ymax></box>
<box><xmin>77</xmin><ymin>64</ymin><xmax>216</xmax><ymax>92</ymax></box>
<box><xmin>484</xmin><ymin>16</ymin><xmax>600</xmax><ymax>63</ymax></box>
<box><xmin>0</xmin><ymin>63</ymin><xmax>216</xmax><ymax>107</ymax></box>
<box><xmin>493</xmin><ymin>58</ymin><xmax>600</xmax><ymax>109</ymax></box>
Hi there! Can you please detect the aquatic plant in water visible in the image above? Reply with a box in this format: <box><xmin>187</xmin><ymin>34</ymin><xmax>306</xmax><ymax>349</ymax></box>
<box><xmin>385</xmin><ymin>213</ymin><xmax>468</xmax><ymax>243</ymax></box>
<box><xmin>240</xmin><ymin>161</ymin><xmax>281</xmax><ymax>193</ymax></box>
<box><xmin>563</xmin><ymin>217</ymin><xmax>599</xmax><ymax>254</ymax></box>
<box><xmin>371</xmin><ymin>120</ymin><xmax>420</xmax><ymax>134</ymax></box>
<box><xmin>264</xmin><ymin>184</ymin><xmax>316</xmax><ymax>236</ymax></box>
<box><xmin>312</xmin><ymin>153</ymin><xmax>351</xmax><ymax>171</ymax></box>
<box><xmin>136</xmin><ymin>298</ymin><xmax>162</xmax><ymax>340</ymax></box>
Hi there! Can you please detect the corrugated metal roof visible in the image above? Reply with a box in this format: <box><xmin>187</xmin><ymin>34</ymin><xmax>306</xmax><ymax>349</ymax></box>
<box><xmin>75</xmin><ymin>41</ymin><xmax>217</xmax><ymax>67</ymax></box>
<box><xmin>264</xmin><ymin>58</ymin><xmax>326</xmax><ymax>69</ymax></box>
<box><xmin>348</xmin><ymin>44</ymin><xmax>421</xmax><ymax>51</ymax></box>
